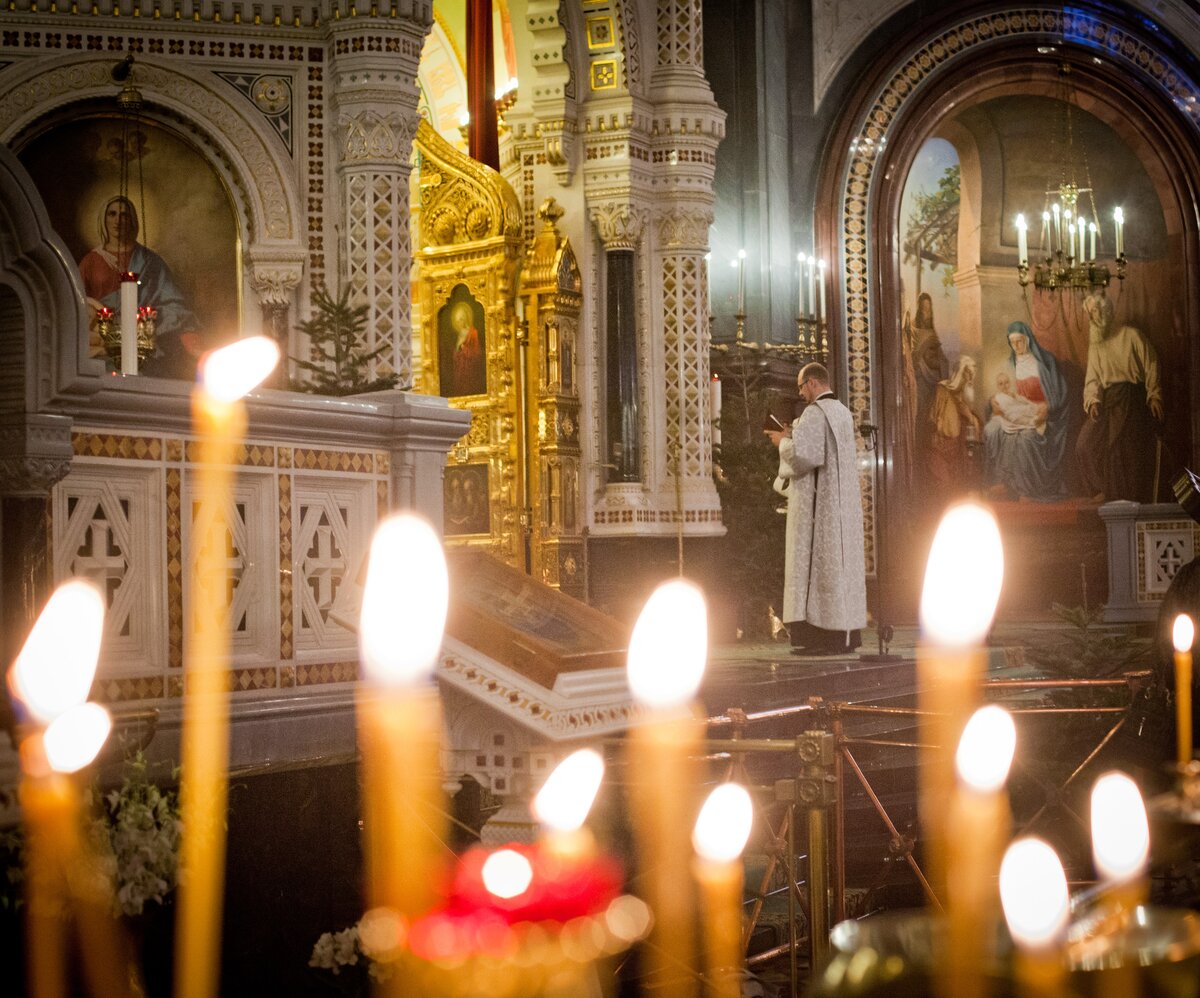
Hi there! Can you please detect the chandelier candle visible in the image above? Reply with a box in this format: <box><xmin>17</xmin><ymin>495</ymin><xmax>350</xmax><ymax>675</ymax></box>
<box><xmin>1114</xmin><ymin>207</ymin><xmax>1125</xmax><ymax>257</ymax></box>
<box><xmin>736</xmin><ymin>248</ymin><xmax>746</xmax><ymax>312</ymax></box>
<box><xmin>943</xmin><ymin>706</ymin><xmax>1016</xmax><ymax>998</ymax></box>
<box><xmin>357</xmin><ymin>512</ymin><xmax>450</xmax><ymax>983</ymax></box>
<box><xmin>797</xmin><ymin>253</ymin><xmax>807</xmax><ymax>317</ymax></box>
<box><xmin>1000</xmin><ymin>838</ymin><xmax>1070</xmax><ymax>998</ymax></box>
<box><xmin>917</xmin><ymin>503</ymin><xmax>1004</xmax><ymax>897</ymax></box>
<box><xmin>1174</xmin><ymin>614</ymin><xmax>1194</xmax><ymax>767</ymax></box>
<box><xmin>1016</xmin><ymin>215</ymin><xmax>1028</xmax><ymax>266</ymax></box>
<box><xmin>626</xmin><ymin>579</ymin><xmax>708</xmax><ymax>998</ymax></box>
<box><xmin>817</xmin><ymin>259</ymin><xmax>827</xmax><ymax>321</ymax></box>
<box><xmin>692</xmin><ymin>783</ymin><xmax>753</xmax><ymax>998</ymax></box>
<box><xmin>175</xmin><ymin>338</ymin><xmax>278</xmax><ymax>998</ymax></box>
<box><xmin>120</xmin><ymin>271</ymin><xmax>138</xmax><ymax>375</ymax></box>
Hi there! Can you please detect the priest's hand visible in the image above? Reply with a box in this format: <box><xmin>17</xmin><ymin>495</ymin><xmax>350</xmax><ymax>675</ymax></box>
<box><xmin>765</xmin><ymin>429</ymin><xmax>784</xmax><ymax>448</ymax></box>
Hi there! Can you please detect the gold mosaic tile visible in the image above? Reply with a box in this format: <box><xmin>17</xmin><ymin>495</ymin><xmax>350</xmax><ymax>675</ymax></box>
<box><xmin>280</xmin><ymin>666</ymin><xmax>296</xmax><ymax>688</ymax></box>
<box><xmin>278</xmin><ymin>447</ymin><xmax>294</xmax><ymax>469</ymax></box>
<box><xmin>166</xmin><ymin>438</ymin><xmax>184</xmax><ymax>462</ymax></box>
<box><xmin>73</xmin><ymin>433</ymin><xmax>163</xmax><ymax>461</ymax></box>
<box><xmin>166</xmin><ymin>468</ymin><xmax>184</xmax><ymax>669</ymax></box>
<box><xmin>377</xmin><ymin>480</ymin><xmax>389</xmax><ymax>519</ymax></box>
<box><xmin>279</xmin><ymin>474</ymin><xmax>294</xmax><ymax>661</ymax></box>
<box><xmin>292</xmin><ymin>449</ymin><xmax>377</xmax><ymax>474</ymax></box>
<box><xmin>183</xmin><ymin>441</ymin><xmax>276</xmax><ymax>467</ymax></box>
<box><xmin>96</xmin><ymin>675</ymin><xmax>166</xmax><ymax>703</ymax></box>
<box><xmin>295</xmin><ymin>661</ymin><xmax>358</xmax><ymax>687</ymax></box>
<box><xmin>168</xmin><ymin>675</ymin><xmax>184</xmax><ymax>698</ymax></box>
<box><xmin>376</xmin><ymin>452</ymin><xmax>390</xmax><ymax>474</ymax></box>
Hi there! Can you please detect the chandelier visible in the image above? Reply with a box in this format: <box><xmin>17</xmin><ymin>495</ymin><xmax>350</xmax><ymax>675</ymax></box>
<box><xmin>1015</xmin><ymin>64</ymin><xmax>1126</xmax><ymax>294</ymax></box>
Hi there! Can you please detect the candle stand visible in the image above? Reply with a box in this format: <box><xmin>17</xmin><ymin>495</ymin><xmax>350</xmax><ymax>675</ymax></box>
<box><xmin>710</xmin><ymin>312</ymin><xmax>827</xmax><ymax>365</ymax></box>
<box><xmin>97</xmin><ymin>308</ymin><xmax>157</xmax><ymax>368</ymax></box>
<box><xmin>689</xmin><ymin>669</ymin><xmax>1157</xmax><ymax>995</ymax></box>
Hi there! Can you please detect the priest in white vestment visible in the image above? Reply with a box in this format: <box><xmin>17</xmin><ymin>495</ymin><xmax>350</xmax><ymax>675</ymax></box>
<box><xmin>765</xmin><ymin>362</ymin><xmax>868</xmax><ymax>654</ymax></box>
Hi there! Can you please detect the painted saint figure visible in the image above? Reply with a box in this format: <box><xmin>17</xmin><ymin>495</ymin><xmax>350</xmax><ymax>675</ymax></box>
<box><xmin>984</xmin><ymin>322</ymin><xmax>1068</xmax><ymax>502</ymax></box>
<box><xmin>1074</xmin><ymin>292</ymin><xmax>1163</xmax><ymax>502</ymax></box>
<box><xmin>438</xmin><ymin>299</ymin><xmax>486</xmax><ymax>398</ymax></box>
<box><xmin>926</xmin><ymin>354</ymin><xmax>983</xmax><ymax>502</ymax></box>
<box><xmin>79</xmin><ymin>195</ymin><xmax>200</xmax><ymax>377</ymax></box>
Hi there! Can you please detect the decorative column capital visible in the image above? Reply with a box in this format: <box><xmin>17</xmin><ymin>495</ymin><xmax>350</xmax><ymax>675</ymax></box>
<box><xmin>0</xmin><ymin>413</ymin><xmax>73</xmax><ymax>497</ymax></box>
<box><xmin>590</xmin><ymin>202</ymin><xmax>647</xmax><ymax>251</ymax></box>
<box><xmin>655</xmin><ymin>206</ymin><xmax>714</xmax><ymax>251</ymax></box>
<box><xmin>247</xmin><ymin>250</ymin><xmax>306</xmax><ymax>306</ymax></box>
<box><xmin>337</xmin><ymin>109</ymin><xmax>420</xmax><ymax>167</ymax></box>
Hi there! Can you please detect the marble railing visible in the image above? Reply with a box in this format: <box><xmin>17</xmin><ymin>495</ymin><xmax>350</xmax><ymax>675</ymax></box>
<box><xmin>1100</xmin><ymin>500</ymin><xmax>1200</xmax><ymax>623</ymax></box>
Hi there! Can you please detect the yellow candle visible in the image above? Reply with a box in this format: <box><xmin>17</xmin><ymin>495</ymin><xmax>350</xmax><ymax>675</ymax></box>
<box><xmin>918</xmin><ymin>503</ymin><xmax>1004</xmax><ymax>899</ymax></box>
<box><xmin>533</xmin><ymin>747</ymin><xmax>605</xmax><ymax>861</ymax></box>
<box><xmin>692</xmin><ymin>783</ymin><xmax>753</xmax><ymax>998</ymax></box>
<box><xmin>357</xmin><ymin>514</ymin><xmax>450</xmax><ymax>967</ymax></box>
<box><xmin>1090</xmin><ymin>771</ymin><xmax>1150</xmax><ymax>911</ymax></box>
<box><xmin>943</xmin><ymin>706</ymin><xmax>1015</xmax><ymax>998</ymax></box>
<box><xmin>9</xmin><ymin>582</ymin><xmax>114</xmax><ymax>998</ymax></box>
<box><xmin>626</xmin><ymin>579</ymin><xmax>708</xmax><ymax>998</ymax></box>
<box><xmin>1173</xmin><ymin>615</ymin><xmax>1194</xmax><ymax>767</ymax></box>
<box><xmin>999</xmin><ymin>838</ymin><xmax>1069</xmax><ymax>998</ymax></box>
<box><xmin>175</xmin><ymin>338</ymin><xmax>278</xmax><ymax>998</ymax></box>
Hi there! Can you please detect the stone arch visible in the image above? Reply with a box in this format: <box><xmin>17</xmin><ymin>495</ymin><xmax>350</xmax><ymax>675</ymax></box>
<box><xmin>817</xmin><ymin>5</ymin><xmax>1200</xmax><ymax>589</ymax></box>
<box><xmin>0</xmin><ymin>54</ymin><xmax>302</xmax><ymax>253</ymax></box>
<box><xmin>0</xmin><ymin>143</ymin><xmax>100</xmax><ymax>412</ymax></box>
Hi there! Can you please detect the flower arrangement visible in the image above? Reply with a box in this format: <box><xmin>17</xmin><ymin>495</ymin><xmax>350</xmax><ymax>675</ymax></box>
<box><xmin>88</xmin><ymin>752</ymin><xmax>183</xmax><ymax>917</ymax></box>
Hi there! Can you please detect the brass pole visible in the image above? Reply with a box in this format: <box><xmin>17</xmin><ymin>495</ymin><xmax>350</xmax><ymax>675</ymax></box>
<box><xmin>808</xmin><ymin>804</ymin><xmax>830</xmax><ymax>972</ymax></box>
<box><xmin>786</xmin><ymin>802</ymin><xmax>798</xmax><ymax>997</ymax></box>
<box><xmin>832</xmin><ymin>715</ymin><xmax>846</xmax><ymax>925</ymax></box>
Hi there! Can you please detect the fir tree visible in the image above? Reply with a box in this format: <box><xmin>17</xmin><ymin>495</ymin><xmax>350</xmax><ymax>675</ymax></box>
<box><xmin>289</xmin><ymin>286</ymin><xmax>400</xmax><ymax>395</ymax></box>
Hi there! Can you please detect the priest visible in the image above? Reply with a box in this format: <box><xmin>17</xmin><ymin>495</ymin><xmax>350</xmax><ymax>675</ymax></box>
<box><xmin>765</xmin><ymin>362</ymin><xmax>867</xmax><ymax>654</ymax></box>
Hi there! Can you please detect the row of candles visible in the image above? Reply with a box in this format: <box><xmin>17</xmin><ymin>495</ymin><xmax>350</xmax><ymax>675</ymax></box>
<box><xmin>705</xmin><ymin>249</ymin><xmax>828</xmax><ymax>321</ymax></box>
<box><xmin>1014</xmin><ymin>205</ymin><xmax>1126</xmax><ymax>267</ymax></box>
<box><xmin>7</xmin><ymin>341</ymin><xmax>1196</xmax><ymax>997</ymax></box>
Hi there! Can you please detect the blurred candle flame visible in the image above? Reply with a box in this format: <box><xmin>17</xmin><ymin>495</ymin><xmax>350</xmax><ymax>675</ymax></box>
<box><xmin>920</xmin><ymin>503</ymin><xmax>1004</xmax><ymax>647</ymax></box>
<box><xmin>627</xmin><ymin>579</ymin><xmax>707</xmax><ymax>709</ymax></box>
<box><xmin>10</xmin><ymin>580</ymin><xmax>105</xmax><ymax>724</ymax></box>
<box><xmin>956</xmin><ymin>706</ymin><xmax>1016</xmax><ymax>793</ymax></box>
<box><xmin>1174</xmin><ymin>614</ymin><xmax>1194</xmax><ymax>653</ymax></box>
<box><xmin>533</xmin><ymin>748</ymin><xmax>604</xmax><ymax>833</ymax></box>
<box><xmin>43</xmin><ymin>702</ymin><xmax>113</xmax><ymax>773</ymax></box>
<box><xmin>200</xmin><ymin>336</ymin><xmax>280</xmax><ymax>402</ymax></box>
<box><xmin>692</xmin><ymin>783</ymin><xmax>753</xmax><ymax>864</ymax></box>
<box><xmin>999</xmin><ymin>837</ymin><xmax>1069</xmax><ymax>949</ymax></box>
<box><xmin>1091</xmin><ymin>771</ymin><xmax>1149</xmax><ymax>883</ymax></box>
<box><xmin>481</xmin><ymin>848</ymin><xmax>534</xmax><ymax>900</ymax></box>
<box><xmin>359</xmin><ymin>514</ymin><xmax>448</xmax><ymax>687</ymax></box>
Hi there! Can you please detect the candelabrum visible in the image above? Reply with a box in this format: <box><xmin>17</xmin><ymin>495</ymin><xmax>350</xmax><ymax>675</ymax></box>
<box><xmin>710</xmin><ymin>312</ymin><xmax>827</xmax><ymax>364</ymax></box>
<box><xmin>1018</xmin><ymin>251</ymin><xmax>1125</xmax><ymax>292</ymax></box>
<box><xmin>96</xmin><ymin>306</ymin><xmax>157</xmax><ymax>366</ymax></box>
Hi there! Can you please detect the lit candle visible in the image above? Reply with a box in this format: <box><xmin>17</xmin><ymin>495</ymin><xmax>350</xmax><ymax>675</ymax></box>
<box><xmin>1114</xmin><ymin>207</ymin><xmax>1124</xmax><ymax>257</ymax></box>
<box><xmin>1041</xmin><ymin>212</ymin><xmax>1051</xmax><ymax>258</ymax></box>
<box><xmin>736</xmin><ymin>248</ymin><xmax>746</xmax><ymax>313</ymax></box>
<box><xmin>533</xmin><ymin>747</ymin><xmax>604</xmax><ymax>860</ymax></box>
<box><xmin>1174</xmin><ymin>615</ymin><xmax>1194</xmax><ymax>767</ymax></box>
<box><xmin>1052</xmin><ymin>203</ymin><xmax>1061</xmax><ymax>252</ymax></box>
<box><xmin>797</xmin><ymin>253</ymin><xmax>807</xmax><ymax>317</ymax></box>
<box><xmin>1089</xmin><ymin>222</ymin><xmax>1097</xmax><ymax>263</ymax></box>
<box><xmin>817</xmin><ymin>259</ymin><xmax>827</xmax><ymax>322</ymax></box>
<box><xmin>1067</xmin><ymin>221</ymin><xmax>1076</xmax><ymax>262</ymax></box>
<box><xmin>944</xmin><ymin>706</ymin><xmax>1016</xmax><ymax>998</ymax></box>
<box><xmin>1091</xmin><ymin>771</ymin><xmax>1149</xmax><ymax>909</ymax></box>
<box><xmin>358</xmin><ymin>513</ymin><xmax>450</xmax><ymax>937</ymax></box>
<box><xmin>1000</xmin><ymin>838</ymin><xmax>1069</xmax><ymax>998</ymax></box>
<box><xmin>175</xmin><ymin>337</ymin><xmax>279</xmax><ymax>998</ymax></box>
<box><xmin>692</xmin><ymin>783</ymin><xmax>753</xmax><ymax>998</ymax></box>
<box><xmin>626</xmin><ymin>579</ymin><xmax>708</xmax><ymax>998</ymax></box>
<box><xmin>1078</xmin><ymin>221</ymin><xmax>1086</xmax><ymax>265</ymax></box>
<box><xmin>120</xmin><ymin>272</ymin><xmax>138</xmax><ymax>375</ymax></box>
<box><xmin>10</xmin><ymin>581</ymin><xmax>119</xmax><ymax>998</ymax></box>
<box><xmin>1016</xmin><ymin>214</ymin><xmax>1028</xmax><ymax>266</ymax></box>
<box><xmin>807</xmin><ymin>252</ymin><xmax>817</xmax><ymax>322</ymax></box>
<box><xmin>709</xmin><ymin>374</ymin><xmax>722</xmax><ymax>425</ymax></box>
<box><xmin>918</xmin><ymin>502</ymin><xmax>1004</xmax><ymax>897</ymax></box>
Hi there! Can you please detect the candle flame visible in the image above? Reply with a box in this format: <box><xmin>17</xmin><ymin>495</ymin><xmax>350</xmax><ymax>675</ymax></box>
<box><xmin>533</xmin><ymin>748</ymin><xmax>605</xmax><ymax>833</ymax></box>
<box><xmin>359</xmin><ymin>514</ymin><xmax>448</xmax><ymax>686</ymax></box>
<box><xmin>919</xmin><ymin>502</ymin><xmax>1004</xmax><ymax>647</ymax></box>
<box><xmin>956</xmin><ymin>705</ymin><xmax>1016</xmax><ymax>792</ymax></box>
<box><xmin>10</xmin><ymin>580</ymin><xmax>105</xmax><ymax>724</ymax></box>
<box><xmin>201</xmin><ymin>336</ymin><xmax>280</xmax><ymax>403</ymax></box>
<box><xmin>481</xmin><ymin>848</ymin><xmax>533</xmax><ymax>900</ymax></box>
<box><xmin>692</xmin><ymin>783</ymin><xmax>753</xmax><ymax>864</ymax></box>
<box><xmin>626</xmin><ymin>579</ymin><xmax>707</xmax><ymax>709</ymax></box>
<box><xmin>737</xmin><ymin>248</ymin><xmax>746</xmax><ymax>260</ymax></box>
<box><xmin>999</xmin><ymin>837</ymin><xmax>1069</xmax><ymax>949</ymax></box>
<box><xmin>1016</xmin><ymin>214</ymin><xmax>1027</xmax><ymax>230</ymax></box>
<box><xmin>1091</xmin><ymin>771</ymin><xmax>1149</xmax><ymax>883</ymax></box>
<box><xmin>1174</xmin><ymin>614</ymin><xmax>1195</xmax><ymax>653</ymax></box>
<box><xmin>1114</xmin><ymin>206</ymin><xmax>1124</xmax><ymax>223</ymax></box>
<box><xmin>43</xmin><ymin>702</ymin><xmax>112</xmax><ymax>773</ymax></box>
